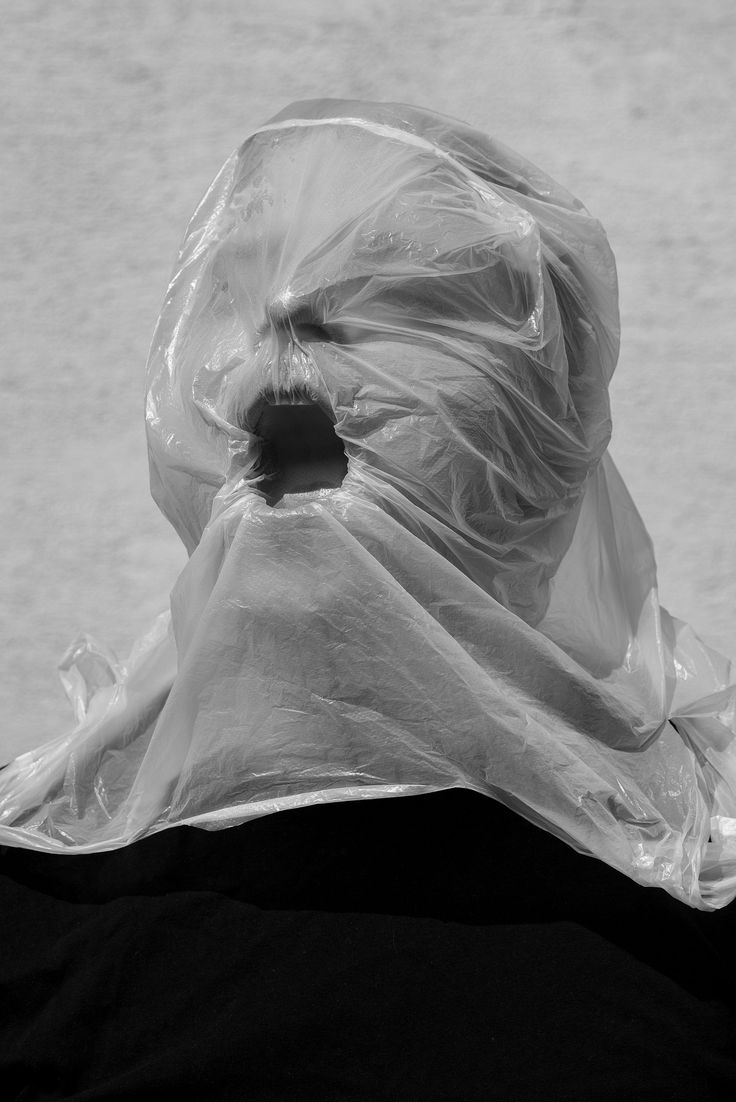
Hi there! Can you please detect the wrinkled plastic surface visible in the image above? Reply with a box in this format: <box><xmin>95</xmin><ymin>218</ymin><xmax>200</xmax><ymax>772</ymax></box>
<box><xmin>2</xmin><ymin>100</ymin><xmax>735</xmax><ymax>910</ymax></box>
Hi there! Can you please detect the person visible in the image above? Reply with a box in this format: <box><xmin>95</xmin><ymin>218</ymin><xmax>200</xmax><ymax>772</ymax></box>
<box><xmin>1</xmin><ymin>99</ymin><xmax>735</xmax><ymax>912</ymax></box>
<box><xmin>3</xmin><ymin>98</ymin><xmax>736</xmax><ymax>1100</ymax></box>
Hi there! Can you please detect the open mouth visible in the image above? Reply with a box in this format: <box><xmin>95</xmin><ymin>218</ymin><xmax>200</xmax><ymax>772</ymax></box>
<box><xmin>250</xmin><ymin>391</ymin><xmax>348</xmax><ymax>505</ymax></box>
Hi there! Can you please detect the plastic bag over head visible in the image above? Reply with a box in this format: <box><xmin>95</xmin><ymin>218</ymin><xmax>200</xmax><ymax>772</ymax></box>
<box><xmin>2</xmin><ymin>99</ymin><xmax>736</xmax><ymax>911</ymax></box>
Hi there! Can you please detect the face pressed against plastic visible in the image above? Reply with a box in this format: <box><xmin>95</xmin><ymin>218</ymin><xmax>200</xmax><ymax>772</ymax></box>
<box><xmin>211</xmin><ymin>122</ymin><xmax>560</xmax><ymax>519</ymax></box>
<box><xmin>149</xmin><ymin>111</ymin><xmax>617</xmax><ymax>619</ymax></box>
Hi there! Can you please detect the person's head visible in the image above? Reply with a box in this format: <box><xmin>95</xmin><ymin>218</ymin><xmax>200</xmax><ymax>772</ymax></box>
<box><xmin>146</xmin><ymin>101</ymin><xmax>619</xmax><ymax>623</ymax></box>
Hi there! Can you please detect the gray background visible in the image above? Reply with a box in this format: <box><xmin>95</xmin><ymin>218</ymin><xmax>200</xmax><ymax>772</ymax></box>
<box><xmin>2</xmin><ymin>0</ymin><xmax>734</xmax><ymax>757</ymax></box>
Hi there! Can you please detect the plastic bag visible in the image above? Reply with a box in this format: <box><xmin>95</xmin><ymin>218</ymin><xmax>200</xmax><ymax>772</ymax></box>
<box><xmin>2</xmin><ymin>99</ymin><xmax>735</xmax><ymax>910</ymax></box>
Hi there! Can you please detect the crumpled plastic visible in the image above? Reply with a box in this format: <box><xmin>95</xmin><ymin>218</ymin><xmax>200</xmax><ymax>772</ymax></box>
<box><xmin>2</xmin><ymin>99</ymin><xmax>735</xmax><ymax>911</ymax></box>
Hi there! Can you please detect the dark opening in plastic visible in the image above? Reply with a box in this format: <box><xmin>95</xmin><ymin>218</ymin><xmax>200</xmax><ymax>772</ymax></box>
<box><xmin>254</xmin><ymin>400</ymin><xmax>348</xmax><ymax>505</ymax></box>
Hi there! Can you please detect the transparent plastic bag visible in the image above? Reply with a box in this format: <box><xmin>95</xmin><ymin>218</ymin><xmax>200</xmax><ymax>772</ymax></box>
<box><xmin>2</xmin><ymin>100</ymin><xmax>735</xmax><ymax>909</ymax></box>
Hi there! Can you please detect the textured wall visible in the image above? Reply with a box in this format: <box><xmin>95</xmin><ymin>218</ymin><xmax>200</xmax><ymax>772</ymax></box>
<box><xmin>1</xmin><ymin>0</ymin><xmax>734</xmax><ymax>754</ymax></box>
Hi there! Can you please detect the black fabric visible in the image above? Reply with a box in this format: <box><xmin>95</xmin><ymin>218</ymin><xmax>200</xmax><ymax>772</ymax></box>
<box><xmin>2</xmin><ymin>788</ymin><xmax>736</xmax><ymax>1101</ymax></box>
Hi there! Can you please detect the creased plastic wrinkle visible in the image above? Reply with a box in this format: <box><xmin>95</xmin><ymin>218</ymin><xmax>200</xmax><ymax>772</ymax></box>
<box><xmin>2</xmin><ymin>99</ymin><xmax>735</xmax><ymax>910</ymax></box>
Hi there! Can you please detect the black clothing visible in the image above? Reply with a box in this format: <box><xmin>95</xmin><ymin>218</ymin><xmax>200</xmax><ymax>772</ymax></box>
<box><xmin>3</xmin><ymin>789</ymin><xmax>735</xmax><ymax>1101</ymax></box>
